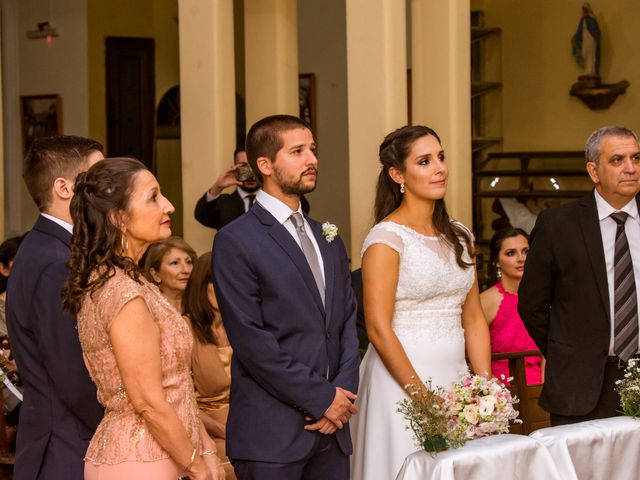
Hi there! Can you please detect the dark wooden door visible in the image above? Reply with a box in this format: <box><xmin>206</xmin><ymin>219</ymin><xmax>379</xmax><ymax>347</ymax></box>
<box><xmin>105</xmin><ymin>37</ymin><xmax>155</xmax><ymax>170</ymax></box>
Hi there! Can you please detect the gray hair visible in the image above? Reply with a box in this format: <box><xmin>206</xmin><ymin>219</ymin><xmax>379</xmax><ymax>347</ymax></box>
<box><xmin>585</xmin><ymin>125</ymin><xmax>639</xmax><ymax>164</ymax></box>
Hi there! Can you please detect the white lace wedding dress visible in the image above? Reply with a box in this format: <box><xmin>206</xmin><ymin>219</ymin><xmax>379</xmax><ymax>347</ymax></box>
<box><xmin>350</xmin><ymin>221</ymin><xmax>474</xmax><ymax>480</ymax></box>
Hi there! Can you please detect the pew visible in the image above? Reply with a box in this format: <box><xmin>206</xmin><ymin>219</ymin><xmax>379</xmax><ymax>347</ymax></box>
<box><xmin>491</xmin><ymin>350</ymin><xmax>550</xmax><ymax>434</ymax></box>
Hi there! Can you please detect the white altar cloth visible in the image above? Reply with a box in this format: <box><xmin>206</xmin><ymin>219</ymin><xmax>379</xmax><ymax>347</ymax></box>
<box><xmin>395</xmin><ymin>433</ymin><xmax>561</xmax><ymax>480</ymax></box>
<box><xmin>529</xmin><ymin>416</ymin><xmax>640</xmax><ymax>480</ymax></box>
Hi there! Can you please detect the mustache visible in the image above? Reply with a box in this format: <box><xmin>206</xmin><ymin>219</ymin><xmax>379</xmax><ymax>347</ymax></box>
<box><xmin>301</xmin><ymin>167</ymin><xmax>318</xmax><ymax>177</ymax></box>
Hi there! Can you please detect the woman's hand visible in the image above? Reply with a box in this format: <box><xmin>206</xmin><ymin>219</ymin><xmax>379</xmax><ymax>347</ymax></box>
<box><xmin>186</xmin><ymin>455</ymin><xmax>214</xmax><ymax>480</ymax></box>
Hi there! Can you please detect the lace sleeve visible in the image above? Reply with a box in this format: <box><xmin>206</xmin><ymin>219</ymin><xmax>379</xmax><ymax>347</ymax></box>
<box><xmin>97</xmin><ymin>272</ymin><xmax>148</xmax><ymax>331</ymax></box>
<box><xmin>360</xmin><ymin>224</ymin><xmax>404</xmax><ymax>257</ymax></box>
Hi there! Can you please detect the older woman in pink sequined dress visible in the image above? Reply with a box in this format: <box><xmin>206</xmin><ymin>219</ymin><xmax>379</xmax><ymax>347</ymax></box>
<box><xmin>480</xmin><ymin>228</ymin><xmax>544</xmax><ymax>384</ymax></box>
<box><xmin>62</xmin><ymin>158</ymin><xmax>223</xmax><ymax>480</ymax></box>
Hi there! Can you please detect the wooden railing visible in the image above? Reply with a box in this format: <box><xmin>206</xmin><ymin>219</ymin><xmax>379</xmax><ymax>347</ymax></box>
<box><xmin>492</xmin><ymin>350</ymin><xmax>550</xmax><ymax>435</ymax></box>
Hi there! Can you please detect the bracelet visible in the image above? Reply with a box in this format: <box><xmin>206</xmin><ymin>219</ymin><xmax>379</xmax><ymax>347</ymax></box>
<box><xmin>183</xmin><ymin>447</ymin><xmax>198</xmax><ymax>473</ymax></box>
<box><xmin>201</xmin><ymin>449</ymin><xmax>216</xmax><ymax>456</ymax></box>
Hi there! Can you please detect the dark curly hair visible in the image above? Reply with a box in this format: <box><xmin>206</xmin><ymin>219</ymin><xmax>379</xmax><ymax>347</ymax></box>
<box><xmin>374</xmin><ymin>125</ymin><xmax>474</xmax><ymax>269</ymax></box>
<box><xmin>62</xmin><ymin>157</ymin><xmax>147</xmax><ymax>314</ymax></box>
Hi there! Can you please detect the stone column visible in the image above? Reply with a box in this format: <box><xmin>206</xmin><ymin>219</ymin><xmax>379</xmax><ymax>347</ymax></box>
<box><xmin>244</xmin><ymin>0</ymin><xmax>299</xmax><ymax>127</ymax></box>
<box><xmin>411</xmin><ymin>0</ymin><xmax>472</xmax><ymax>227</ymax></box>
<box><xmin>178</xmin><ymin>0</ymin><xmax>236</xmax><ymax>253</ymax></box>
<box><xmin>346</xmin><ymin>0</ymin><xmax>408</xmax><ymax>266</ymax></box>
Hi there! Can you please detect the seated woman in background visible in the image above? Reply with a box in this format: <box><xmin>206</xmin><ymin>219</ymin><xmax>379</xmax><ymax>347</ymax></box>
<box><xmin>143</xmin><ymin>236</ymin><xmax>197</xmax><ymax>313</ymax></box>
<box><xmin>480</xmin><ymin>228</ymin><xmax>544</xmax><ymax>385</ymax></box>
<box><xmin>183</xmin><ymin>252</ymin><xmax>234</xmax><ymax>480</ymax></box>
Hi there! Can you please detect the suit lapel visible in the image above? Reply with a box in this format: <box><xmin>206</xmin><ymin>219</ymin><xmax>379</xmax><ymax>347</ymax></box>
<box><xmin>253</xmin><ymin>205</ymin><xmax>326</xmax><ymax>316</ymax></box>
<box><xmin>309</xmin><ymin>219</ymin><xmax>334</xmax><ymax>327</ymax></box>
<box><xmin>578</xmin><ymin>192</ymin><xmax>610</xmax><ymax>322</ymax></box>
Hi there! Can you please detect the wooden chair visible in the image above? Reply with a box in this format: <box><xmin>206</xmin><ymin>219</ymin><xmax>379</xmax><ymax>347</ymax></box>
<box><xmin>491</xmin><ymin>350</ymin><xmax>550</xmax><ymax>434</ymax></box>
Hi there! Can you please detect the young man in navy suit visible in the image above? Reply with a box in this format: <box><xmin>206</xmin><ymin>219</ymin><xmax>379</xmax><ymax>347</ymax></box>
<box><xmin>213</xmin><ymin>115</ymin><xmax>359</xmax><ymax>480</ymax></box>
<box><xmin>7</xmin><ymin>136</ymin><xmax>104</xmax><ymax>479</ymax></box>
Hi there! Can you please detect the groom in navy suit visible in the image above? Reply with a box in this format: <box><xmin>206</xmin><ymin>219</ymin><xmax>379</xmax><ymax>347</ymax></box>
<box><xmin>213</xmin><ymin>115</ymin><xmax>360</xmax><ymax>479</ymax></box>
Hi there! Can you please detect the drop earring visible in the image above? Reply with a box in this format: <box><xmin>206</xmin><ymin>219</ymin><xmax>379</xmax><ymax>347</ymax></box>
<box><xmin>496</xmin><ymin>266</ymin><xmax>502</xmax><ymax>280</ymax></box>
<box><xmin>400</xmin><ymin>183</ymin><xmax>405</xmax><ymax>194</ymax></box>
<box><xmin>121</xmin><ymin>233</ymin><xmax>129</xmax><ymax>253</ymax></box>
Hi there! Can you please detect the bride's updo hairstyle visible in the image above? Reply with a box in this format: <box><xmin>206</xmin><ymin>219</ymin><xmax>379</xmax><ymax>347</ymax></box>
<box><xmin>374</xmin><ymin>125</ymin><xmax>474</xmax><ymax>269</ymax></box>
<box><xmin>62</xmin><ymin>157</ymin><xmax>147</xmax><ymax>315</ymax></box>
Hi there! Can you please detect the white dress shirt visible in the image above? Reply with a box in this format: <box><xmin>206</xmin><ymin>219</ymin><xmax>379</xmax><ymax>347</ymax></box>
<box><xmin>255</xmin><ymin>189</ymin><xmax>325</xmax><ymax>283</ymax></box>
<box><xmin>594</xmin><ymin>190</ymin><xmax>640</xmax><ymax>355</ymax></box>
<box><xmin>40</xmin><ymin>213</ymin><xmax>73</xmax><ymax>234</ymax></box>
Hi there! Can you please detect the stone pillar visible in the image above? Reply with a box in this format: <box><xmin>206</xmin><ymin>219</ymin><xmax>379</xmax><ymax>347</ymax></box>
<box><xmin>411</xmin><ymin>0</ymin><xmax>472</xmax><ymax>227</ymax></box>
<box><xmin>346</xmin><ymin>0</ymin><xmax>408</xmax><ymax>266</ymax></box>
<box><xmin>244</xmin><ymin>0</ymin><xmax>299</xmax><ymax>127</ymax></box>
<box><xmin>178</xmin><ymin>0</ymin><xmax>236</xmax><ymax>254</ymax></box>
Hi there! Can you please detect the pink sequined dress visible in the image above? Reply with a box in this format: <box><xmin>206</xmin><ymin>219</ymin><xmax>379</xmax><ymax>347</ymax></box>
<box><xmin>77</xmin><ymin>268</ymin><xmax>205</xmax><ymax>479</ymax></box>
<box><xmin>489</xmin><ymin>281</ymin><xmax>542</xmax><ymax>385</ymax></box>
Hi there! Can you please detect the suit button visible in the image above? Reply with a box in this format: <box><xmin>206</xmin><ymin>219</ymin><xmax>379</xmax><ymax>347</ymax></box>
<box><xmin>326</xmin><ymin>331</ymin><xmax>331</xmax><ymax>339</ymax></box>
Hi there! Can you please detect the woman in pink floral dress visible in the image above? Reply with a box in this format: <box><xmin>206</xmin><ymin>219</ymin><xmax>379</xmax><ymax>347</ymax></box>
<box><xmin>480</xmin><ymin>228</ymin><xmax>544</xmax><ymax>384</ymax></box>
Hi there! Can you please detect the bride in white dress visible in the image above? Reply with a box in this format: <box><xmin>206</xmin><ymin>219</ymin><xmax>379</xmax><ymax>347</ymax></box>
<box><xmin>350</xmin><ymin>125</ymin><xmax>492</xmax><ymax>480</ymax></box>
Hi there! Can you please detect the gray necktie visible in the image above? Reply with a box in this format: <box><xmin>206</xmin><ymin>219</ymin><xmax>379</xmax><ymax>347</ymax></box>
<box><xmin>611</xmin><ymin>211</ymin><xmax>639</xmax><ymax>361</ymax></box>
<box><xmin>290</xmin><ymin>212</ymin><xmax>325</xmax><ymax>305</ymax></box>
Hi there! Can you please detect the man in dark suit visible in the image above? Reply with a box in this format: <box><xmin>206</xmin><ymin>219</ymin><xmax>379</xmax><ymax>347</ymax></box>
<box><xmin>213</xmin><ymin>115</ymin><xmax>359</xmax><ymax>480</ymax></box>
<box><xmin>519</xmin><ymin>125</ymin><xmax>640</xmax><ymax>425</ymax></box>
<box><xmin>194</xmin><ymin>147</ymin><xmax>309</xmax><ymax>230</ymax></box>
<box><xmin>7</xmin><ymin>136</ymin><xmax>104</xmax><ymax>479</ymax></box>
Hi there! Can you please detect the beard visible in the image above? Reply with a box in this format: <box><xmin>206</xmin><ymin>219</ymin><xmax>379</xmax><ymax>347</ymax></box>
<box><xmin>274</xmin><ymin>167</ymin><xmax>318</xmax><ymax>196</ymax></box>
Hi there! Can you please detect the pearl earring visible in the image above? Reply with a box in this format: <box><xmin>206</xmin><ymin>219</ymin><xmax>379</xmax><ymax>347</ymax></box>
<box><xmin>400</xmin><ymin>183</ymin><xmax>405</xmax><ymax>194</ymax></box>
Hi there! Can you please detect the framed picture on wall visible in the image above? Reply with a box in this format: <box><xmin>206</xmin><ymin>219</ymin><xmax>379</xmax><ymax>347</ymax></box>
<box><xmin>298</xmin><ymin>73</ymin><xmax>316</xmax><ymax>136</ymax></box>
<box><xmin>20</xmin><ymin>94</ymin><xmax>63</xmax><ymax>155</ymax></box>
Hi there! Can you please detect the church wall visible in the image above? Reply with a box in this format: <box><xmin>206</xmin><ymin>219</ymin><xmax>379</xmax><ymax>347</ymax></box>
<box><xmin>6</xmin><ymin>0</ymin><xmax>89</xmax><ymax>233</ymax></box>
<box><xmin>297</xmin><ymin>0</ymin><xmax>352</xmax><ymax>254</ymax></box>
<box><xmin>484</xmin><ymin>0</ymin><xmax>640</xmax><ymax>151</ymax></box>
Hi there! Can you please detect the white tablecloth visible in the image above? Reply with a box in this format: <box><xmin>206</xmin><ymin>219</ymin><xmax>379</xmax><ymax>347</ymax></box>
<box><xmin>529</xmin><ymin>416</ymin><xmax>640</xmax><ymax>480</ymax></box>
<box><xmin>395</xmin><ymin>434</ymin><xmax>562</xmax><ymax>480</ymax></box>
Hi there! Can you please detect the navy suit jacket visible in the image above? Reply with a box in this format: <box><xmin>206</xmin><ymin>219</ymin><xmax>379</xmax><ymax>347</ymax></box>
<box><xmin>6</xmin><ymin>215</ymin><xmax>103</xmax><ymax>479</ymax></box>
<box><xmin>212</xmin><ymin>203</ymin><xmax>359</xmax><ymax>463</ymax></box>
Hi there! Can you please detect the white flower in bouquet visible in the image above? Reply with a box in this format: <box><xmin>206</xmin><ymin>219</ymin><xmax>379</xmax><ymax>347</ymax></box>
<box><xmin>615</xmin><ymin>358</ymin><xmax>640</xmax><ymax>417</ymax></box>
<box><xmin>445</xmin><ymin>373</ymin><xmax>521</xmax><ymax>440</ymax></box>
<box><xmin>462</xmin><ymin>405</ymin><xmax>479</xmax><ymax>425</ymax></box>
<box><xmin>478</xmin><ymin>395</ymin><xmax>497</xmax><ymax>417</ymax></box>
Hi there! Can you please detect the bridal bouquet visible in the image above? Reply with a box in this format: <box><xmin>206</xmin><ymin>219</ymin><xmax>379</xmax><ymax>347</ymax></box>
<box><xmin>615</xmin><ymin>358</ymin><xmax>640</xmax><ymax>418</ymax></box>
<box><xmin>444</xmin><ymin>373</ymin><xmax>521</xmax><ymax>440</ymax></box>
<box><xmin>397</xmin><ymin>379</ymin><xmax>464</xmax><ymax>455</ymax></box>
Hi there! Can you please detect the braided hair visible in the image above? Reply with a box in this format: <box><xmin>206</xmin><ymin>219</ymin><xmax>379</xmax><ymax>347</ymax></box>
<box><xmin>374</xmin><ymin>125</ymin><xmax>474</xmax><ymax>269</ymax></box>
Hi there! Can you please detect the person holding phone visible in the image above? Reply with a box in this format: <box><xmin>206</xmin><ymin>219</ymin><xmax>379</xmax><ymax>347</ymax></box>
<box><xmin>194</xmin><ymin>147</ymin><xmax>309</xmax><ymax>231</ymax></box>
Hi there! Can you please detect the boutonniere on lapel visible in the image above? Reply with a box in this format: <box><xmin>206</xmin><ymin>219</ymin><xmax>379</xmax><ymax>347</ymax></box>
<box><xmin>321</xmin><ymin>222</ymin><xmax>338</xmax><ymax>243</ymax></box>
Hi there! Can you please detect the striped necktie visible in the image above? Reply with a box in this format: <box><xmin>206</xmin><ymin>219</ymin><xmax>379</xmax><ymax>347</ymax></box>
<box><xmin>611</xmin><ymin>211</ymin><xmax>639</xmax><ymax>362</ymax></box>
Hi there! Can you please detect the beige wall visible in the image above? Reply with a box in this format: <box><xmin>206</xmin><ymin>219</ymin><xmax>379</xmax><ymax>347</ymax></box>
<box><xmin>86</xmin><ymin>0</ymin><xmax>154</xmax><ymax>146</ymax></box>
<box><xmin>484</xmin><ymin>0</ymin><xmax>640</xmax><ymax>150</ymax></box>
<box><xmin>8</xmin><ymin>0</ymin><xmax>89</xmax><ymax>233</ymax></box>
<box><xmin>297</xmin><ymin>0</ymin><xmax>351</xmax><ymax>253</ymax></box>
<box><xmin>87</xmin><ymin>0</ymin><xmax>183</xmax><ymax>234</ymax></box>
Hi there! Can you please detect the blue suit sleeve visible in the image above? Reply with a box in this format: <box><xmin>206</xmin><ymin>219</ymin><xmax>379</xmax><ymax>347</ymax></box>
<box><xmin>212</xmin><ymin>229</ymin><xmax>336</xmax><ymax>420</ymax></box>
<box><xmin>32</xmin><ymin>261</ymin><xmax>103</xmax><ymax>431</ymax></box>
